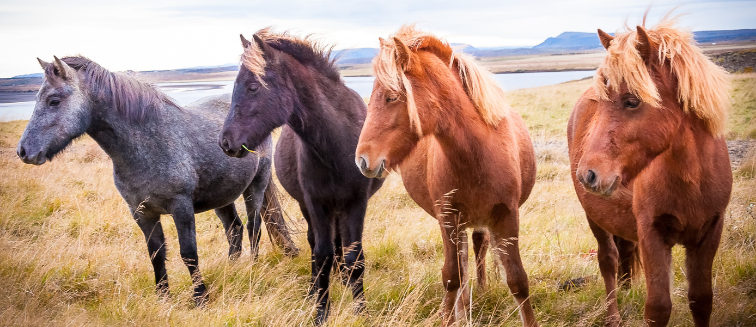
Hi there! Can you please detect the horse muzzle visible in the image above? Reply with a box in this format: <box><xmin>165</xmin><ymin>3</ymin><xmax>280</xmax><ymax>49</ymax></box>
<box><xmin>577</xmin><ymin>168</ymin><xmax>620</xmax><ymax>197</ymax></box>
<box><xmin>356</xmin><ymin>155</ymin><xmax>387</xmax><ymax>179</ymax></box>
<box><xmin>16</xmin><ymin>145</ymin><xmax>48</xmax><ymax>165</ymax></box>
<box><xmin>218</xmin><ymin>136</ymin><xmax>250</xmax><ymax>158</ymax></box>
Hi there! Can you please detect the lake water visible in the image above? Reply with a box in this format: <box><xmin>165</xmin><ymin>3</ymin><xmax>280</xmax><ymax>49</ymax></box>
<box><xmin>1</xmin><ymin>70</ymin><xmax>595</xmax><ymax>122</ymax></box>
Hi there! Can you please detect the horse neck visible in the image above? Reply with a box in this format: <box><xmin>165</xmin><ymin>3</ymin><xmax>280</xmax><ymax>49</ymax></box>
<box><xmin>281</xmin><ymin>56</ymin><xmax>361</xmax><ymax>159</ymax></box>
<box><xmin>663</xmin><ymin>114</ymin><xmax>711</xmax><ymax>183</ymax></box>
<box><xmin>85</xmin><ymin>94</ymin><xmax>170</xmax><ymax>167</ymax></box>
<box><xmin>425</xmin><ymin>87</ymin><xmax>501</xmax><ymax>172</ymax></box>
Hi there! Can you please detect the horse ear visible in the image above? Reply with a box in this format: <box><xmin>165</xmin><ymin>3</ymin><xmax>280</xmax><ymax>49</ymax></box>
<box><xmin>597</xmin><ymin>29</ymin><xmax>614</xmax><ymax>50</ymax></box>
<box><xmin>240</xmin><ymin>34</ymin><xmax>251</xmax><ymax>48</ymax></box>
<box><xmin>392</xmin><ymin>37</ymin><xmax>412</xmax><ymax>71</ymax></box>
<box><xmin>37</xmin><ymin>57</ymin><xmax>50</xmax><ymax>70</ymax></box>
<box><xmin>252</xmin><ymin>34</ymin><xmax>269</xmax><ymax>54</ymax></box>
<box><xmin>636</xmin><ymin>26</ymin><xmax>657</xmax><ymax>64</ymax></box>
<box><xmin>52</xmin><ymin>56</ymin><xmax>75</xmax><ymax>80</ymax></box>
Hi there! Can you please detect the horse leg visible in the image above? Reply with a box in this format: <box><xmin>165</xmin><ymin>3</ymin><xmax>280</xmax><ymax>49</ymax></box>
<box><xmin>170</xmin><ymin>196</ymin><xmax>207</xmax><ymax>306</ymax></box>
<box><xmin>243</xmin><ymin>174</ymin><xmax>268</xmax><ymax>259</ymax></box>
<box><xmin>489</xmin><ymin>205</ymin><xmax>538</xmax><ymax>327</ymax></box>
<box><xmin>338</xmin><ymin>200</ymin><xmax>368</xmax><ymax>312</ymax></box>
<box><xmin>133</xmin><ymin>209</ymin><xmax>170</xmax><ymax>299</ymax></box>
<box><xmin>587</xmin><ymin>218</ymin><xmax>621</xmax><ymax>327</ymax></box>
<box><xmin>685</xmin><ymin>214</ymin><xmax>723</xmax><ymax>327</ymax></box>
<box><xmin>438</xmin><ymin>214</ymin><xmax>470</xmax><ymax>326</ymax></box>
<box><xmin>262</xmin><ymin>184</ymin><xmax>299</xmax><ymax>256</ymax></box>
<box><xmin>333</xmin><ymin>228</ymin><xmax>347</xmax><ymax>281</ymax></box>
<box><xmin>305</xmin><ymin>200</ymin><xmax>335</xmax><ymax>325</ymax></box>
<box><xmin>472</xmin><ymin>229</ymin><xmax>489</xmax><ymax>290</ymax></box>
<box><xmin>614</xmin><ymin>235</ymin><xmax>638</xmax><ymax>289</ymax></box>
<box><xmin>638</xmin><ymin>230</ymin><xmax>673</xmax><ymax>327</ymax></box>
<box><xmin>299</xmin><ymin>204</ymin><xmax>318</xmax><ymax>296</ymax></box>
<box><xmin>214</xmin><ymin>203</ymin><xmax>244</xmax><ymax>260</ymax></box>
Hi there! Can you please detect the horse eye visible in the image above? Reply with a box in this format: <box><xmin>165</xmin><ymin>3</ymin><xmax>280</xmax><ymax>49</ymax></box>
<box><xmin>49</xmin><ymin>99</ymin><xmax>61</xmax><ymax>107</ymax></box>
<box><xmin>624</xmin><ymin>97</ymin><xmax>640</xmax><ymax>109</ymax></box>
<box><xmin>386</xmin><ymin>94</ymin><xmax>398</xmax><ymax>103</ymax></box>
<box><xmin>249</xmin><ymin>85</ymin><xmax>259</xmax><ymax>92</ymax></box>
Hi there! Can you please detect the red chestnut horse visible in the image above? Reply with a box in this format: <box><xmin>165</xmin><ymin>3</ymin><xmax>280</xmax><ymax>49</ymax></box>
<box><xmin>568</xmin><ymin>14</ymin><xmax>732</xmax><ymax>327</ymax></box>
<box><xmin>356</xmin><ymin>26</ymin><xmax>538</xmax><ymax>326</ymax></box>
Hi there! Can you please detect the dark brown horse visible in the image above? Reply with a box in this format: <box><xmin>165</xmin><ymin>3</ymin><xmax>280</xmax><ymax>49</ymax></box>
<box><xmin>218</xmin><ymin>29</ymin><xmax>384</xmax><ymax>324</ymax></box>
<box><xmin>356</xmin><ymin>26</ymin><xmax>538</xmax><ymax>326</ymax></box>
<box><xmin>568</xmin><ymin>14</ymin><xmax>732</xmax><ymax>327</ymax></box>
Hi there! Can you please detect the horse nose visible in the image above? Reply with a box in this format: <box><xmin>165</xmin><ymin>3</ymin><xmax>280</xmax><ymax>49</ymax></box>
<box><xmin>357</xmin><ymin>155</ymin><xmax>386</xmax><ymax>178</ymax></box>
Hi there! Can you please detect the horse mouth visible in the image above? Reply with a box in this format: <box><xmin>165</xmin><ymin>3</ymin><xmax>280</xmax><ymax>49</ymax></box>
<box><xmin>581</xmin><ymin>175</ymin><xmax>620</xmax><ymax>197</ymax></box>
<box><xmin>225</xmin><ymin>148</ymin><xmax>249</xmax><ymax>158</ymax></box>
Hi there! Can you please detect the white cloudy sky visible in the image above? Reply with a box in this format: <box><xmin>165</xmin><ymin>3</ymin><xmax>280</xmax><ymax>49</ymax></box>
<box><xmin>0</xmin><ymin>0</ymin><xmax>754</xmax><ymax>78</ymax></box>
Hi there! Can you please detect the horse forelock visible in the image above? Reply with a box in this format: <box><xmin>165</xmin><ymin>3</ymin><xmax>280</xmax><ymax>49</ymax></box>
<box><xmin>51</xmin><ymin>56</ymin><xmax>175</xmax><ymax>122</ymax></box>
<box><xmin>242</xmin><ymin>27</ymin><xmax>340</xmax><ymax>85</ymax></box>
<box><xmin>374</xmin><ymin>25</ymin><xmax>509</xmax><ymax>135</ymax></box>
<box><xmin>241</xmin><ymin>29</ymin><xmax>268</xmax><ymax>86</ymax></box>
<box><xmin>594</xmin><ymin>11</ymin><xmax>731</xmax><ymax>136</ymax></box>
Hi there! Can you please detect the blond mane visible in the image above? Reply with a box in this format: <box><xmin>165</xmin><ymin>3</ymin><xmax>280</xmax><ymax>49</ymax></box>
<box><xmin>373</xmin><ymin>25</ymin><xmax>510</xmax><ymax>135</ymax></box>
<box><xmin>593</xmin><ymin>11</ymin><xmax>731</xmax><ymax>136</ymax></box>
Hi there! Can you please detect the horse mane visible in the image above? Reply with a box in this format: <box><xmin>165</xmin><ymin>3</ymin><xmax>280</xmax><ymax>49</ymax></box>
<box><xmin>45</xmin><ymin>56</ymin><xmax>176</xmax><ymax>122</ymax></box>
<box><xmin>593</xmin><ymin>11</ymin><xmax>731</xmax><ymax>136</ymax></box>
<box><xmin>241</xmin><ymin>27</ymin><xmax>340</xmax><ymax>84</ymax></box>
<box><xmin>373</xmin><ymin>24</ymin><xmax>509</xmax><ymax>134</ymax></box>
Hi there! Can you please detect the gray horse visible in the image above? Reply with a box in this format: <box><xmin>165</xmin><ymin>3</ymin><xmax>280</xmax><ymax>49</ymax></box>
<box><xmin>16</xmin><ymin>56</ymin><xmax>298</xmax><ymax>305</ymax></box>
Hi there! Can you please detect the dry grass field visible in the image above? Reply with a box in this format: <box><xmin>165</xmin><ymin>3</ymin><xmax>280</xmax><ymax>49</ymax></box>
<box><xmin>0</xmin><ymin>74</ymin><xmax>754</xmax><ymax>326</ymax></box>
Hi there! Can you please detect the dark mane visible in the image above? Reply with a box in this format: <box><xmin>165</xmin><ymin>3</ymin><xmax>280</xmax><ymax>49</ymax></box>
<box><xmin>45</xmin><ymin>56</ymin><xmax>178</xmax><ymax>121</ymax></box>
<box><xmin>256</xmin><ymin>29</ymin><xmax>341</xmax><ymax>82</ymax></box>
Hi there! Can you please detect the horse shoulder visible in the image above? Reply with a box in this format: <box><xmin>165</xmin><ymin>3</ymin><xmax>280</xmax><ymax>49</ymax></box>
<box><xmin>399</xmin><ymin>138</ymin><xmax>436</xmax><ymax>216</ymax></box>
<box><xmin>274</xmin><ymin>126</ymin><xmax>305</xmax><ymax>203</ymax></box>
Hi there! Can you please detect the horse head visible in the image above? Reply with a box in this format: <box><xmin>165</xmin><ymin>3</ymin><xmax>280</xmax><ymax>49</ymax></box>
<box><xmin>219</xmin><ymin>33</ymin><xmax>295</xmax><ymax>158</ymax></box>
<box><xmin>576</xmin><ymin>23</ymin><xmax>729</xmax><ymax>196</ymax></box>
<box><xmin>17</xmin><ymin>56</ymin><xmax>91</xmax><ymax>165</ymax></box>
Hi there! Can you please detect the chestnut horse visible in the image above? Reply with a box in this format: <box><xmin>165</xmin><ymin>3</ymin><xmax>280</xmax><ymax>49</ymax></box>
<box><xmin>568</xmin><ymin>14</ymin><xmax>732</xmax><ymax>327</ymax></box>
<box><xmin>356</xmin><ymin>26</ymin><xmax>538</xmax><ymax>326</ymax></box>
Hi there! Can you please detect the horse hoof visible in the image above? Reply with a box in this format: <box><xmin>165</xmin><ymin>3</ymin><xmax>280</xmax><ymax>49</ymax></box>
<box><xmin>193</xmin><ymin>285</ymin><xmax>208</xmax><ymax>308</ymax></box>
<box><xmin>284</xmin><ymin>246</ymin><xmax>300</xmax><ymax>258</ymax></box>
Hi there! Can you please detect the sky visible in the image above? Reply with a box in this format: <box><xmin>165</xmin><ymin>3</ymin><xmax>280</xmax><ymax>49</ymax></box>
<box><xmin>1</xmin><ymin>0</ymin><xmax>755</xmax><ymax>78</ymax></box>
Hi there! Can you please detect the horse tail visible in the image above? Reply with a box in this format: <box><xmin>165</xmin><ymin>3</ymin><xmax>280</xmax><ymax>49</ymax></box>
<box><xmin>261</xmin><ymin>176</ymin><xmax>300</xmax><ymax>257</ymax></box>
<box><xmin>614</xmin><ymin>235</ymin><xmax>640</xmax><ymax>288</ymax></box>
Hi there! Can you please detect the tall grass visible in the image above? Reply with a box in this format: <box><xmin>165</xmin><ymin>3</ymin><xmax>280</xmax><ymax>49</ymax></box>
<box><xmin>0</xmin><ymin>75</ymin><xmax>754</xmax><ymax>326</ymax></box>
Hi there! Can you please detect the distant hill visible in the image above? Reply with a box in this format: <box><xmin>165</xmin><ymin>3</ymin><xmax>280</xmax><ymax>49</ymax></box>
<box><xmin>533</xmin><ymin>32</ymin><xmax>613</xmax><ymax>50</ymax></box>
<box><xmin>694</xmin><ymin>29</ymin><xmax>756</xmax><ymax>43</ymax></box>
<box><xmin>333</xmin><ymin>48</ymin><xmax>379</xmax><ymax>64</ymax></box>
<box><xmin>11</xmin><ymin>73</ymin><xmax>43</xmax><ymax>79</ymax></box>
<box><xmin>450</xmin><ymin>43</ymin><xmax>479</xmax><ymax>53</ymax></box>
<box><xmin>533</xmin><ymin>29</ymin><xmax>756</xmax><ymax>50</ymax></box>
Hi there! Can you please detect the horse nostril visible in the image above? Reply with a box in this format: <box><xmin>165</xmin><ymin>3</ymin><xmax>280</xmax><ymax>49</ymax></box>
<box><xmin>221</xmin><ymin>138</ymin><xmax>230</xmax><ymax>151</ymax></box>
<box><xmin>360</xmin><ymin>156</ymin><xmax>368</xmax><ymax>171</ymax></box>
<box><xmin>18</xmin><ymin>146</ymin><xmax>26</xmax><ymax>159</ymax></box>
<box><xmin>586</xmin><ymin>169</ymin><xmax>597</xmax><ymax>186</ymax></box>
<box><xmin>376</xmin><ymin>159</ymin><xmax>385</xmax><ymax>177</ymax></box>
